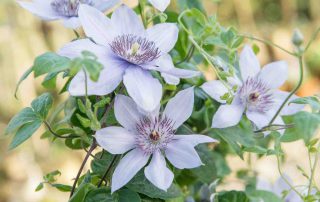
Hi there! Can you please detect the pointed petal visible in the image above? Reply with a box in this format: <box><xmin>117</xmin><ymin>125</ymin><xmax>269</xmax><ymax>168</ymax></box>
<box><xmin>95</xmin><ymin>126</ymin><xmax>136</xmax><ymax>154</ymax></box>
<box><xmin>161</xmin><ymin>73</ymin><xmax>180</xmax><ymax>85</ymax></box>
<box><xmin>163</xmin><ymin>87</ymin><xmax>194</xmax><ymax>129</ymax></box>
<box><xmin>148</xmin><ymin>0</ymin><xmax>170</xmax><ymax>12</ymax></box>
<box><xmin>258</xmin><ymin>61</ymin><xmax>288</xmax><ymax>89</ymax></box>
<box><xmin>246</xmin><ymin>110</ymin><xmax>274</xmax><ymax>129</ymax></box>
<box><xmin>123</xmin><ymin>67</ymin><xmax>162</xmax><ymax>112</ymax></box>
<box><xmin>111</xmin><ymin>149</ymin><xmax>150</xmax><ymax>193</ymax></box>
<box><xmin>273</xmin><ymin>90</ymin><xmax>304</xmax><ymax>116</ymax></box>
<box><xmin>111</xmin><ymin>4</ymin><xmax>145</xmax><ymax>36</ymax></box>
<box><xmin>146</xmin><ymin>23</ymin><xmax>178</xmax><ymax>53</ymax></box>
<box><xmin>68</xmin><ymin>66</ymin><xmax>124</xmax><ymax>96</ymax></box>
<box><xmin>174</xmin><ymin>134</ymin><xmax>218</xmax><ymax>147</ymax></box>
<box><xmin>93</xmin><ymin>0</ymin><xmax>119</xmax><ymax>11</ymax></box>
<box><xmin>18</xmin><ymin>1</ymin><xmax>60</xmax><ymax>20</ymax></box>
<box><xmin>212</xmin><ymin>98</ymin><xmax>245</xmax><ymax>128</ymax></box>
<box><xmin>144</xmin><ymin>151</ymin><xmax>174</xmax><ymax>191</ymax></box>
<box><xmin>165</xmin><ymin>141</ymin><xmax>203</xmax><ymax>169</ymax></box>
<box><xmin>78</xmin><ymin>4</ymin><xmax>115</xmax><ymax>45</ymax></box>
<box><xmin>201</xmin><ymin>80</ymin><xmax>229</xmax><ymax>103</ymax></box>
<box><xmin>239</xmin><ymin>45</ymin><xmax>260</xmax><ymax>81</ymax></box>
<box><xmin>114</xmin><ymin>95</ymin><xmax>142</xmax><ymax>130</ymax></box>
<box><xmin>62</xmin><ymin>17</ymin><xmax>81</xmax><ymax>29</ymax></box>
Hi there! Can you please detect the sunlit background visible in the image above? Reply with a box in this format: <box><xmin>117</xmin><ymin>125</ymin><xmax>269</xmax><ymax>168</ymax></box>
<box><xmin>0</xmin><ymin>0</ymin><xmax>319</xmax><ymax>201</ymax></box>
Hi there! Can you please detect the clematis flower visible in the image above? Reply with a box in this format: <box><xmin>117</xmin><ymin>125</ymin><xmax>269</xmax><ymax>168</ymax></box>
<box><xmin>201</xmin><ymin>45</ymin><xmax>303</xmax><ymax>131</ymax></box>
<box><xmin>58</xmin><ymin>4</ymin><xmax>200</xmax><ymax>112</ymax></box>
<box><xmin>17</xmin><ymin>0</ymin><xmax>119</xmax><ymax>29</ymax></box>
<box><xmin>148</xmin><ymin>0</ymin><xmax>170</xmax><ymax>12</ymax></box>
<box><xmin>95</xmin><ymin>87</ymin><xmax>218</xmax><ymax>192</ymax></box>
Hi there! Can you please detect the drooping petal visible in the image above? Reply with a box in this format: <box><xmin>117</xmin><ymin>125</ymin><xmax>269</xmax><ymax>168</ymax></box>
<box><xmin>111</xmin><ymin>4</ymin><xmax>145</xmax><ymax>37</ymax></box>
<box><xmin>114</xmin><ymin>95</ymin><xmax>142</xmax><ymax>131</ymax></box>
<box><xmin>62</xmin><ymin>17</ymin><xmax>81</xmax><ymax>29</ymax></box>
<box><xmin>95</xmin><ymin>127</ymin><xmax>136</xmax><ymax>154</ymax></box>
<box><xmin>148</xmin><ymin>0</ymin><xmax>170</xmax><ymax>12</ymax></box>
<box><xmin>93</xmin><ymin>0</ymin><xmax>119</xmax><ymax>12</ymax></box>
<box><xmin>239</xmin><ymin>45</ymin><xmax>260</xmax><ymax>81</ymax></box>
<box><xmin>68</xmin><ymin>65</ymin><xmax>125</xmax><ymax>96</ymax></box>
<box><xmin>146</xmin><ymin>23</ymin><xmax>178</xmax><ymax>53</ymax></box>
<box><xmin>18</xmin><ymin>1</ymin><xmax>60</xmax><ymax>20</ymax></box>
<box><xmin>161</xmin><ymin>73</ymin><xmax>180</xmax><ymax>85</ymax></box>
<box><xmin>123</xmin><ymin>67</ymin><xmax>162</xmax><ymax>112</ymax></box>
<box><xmin>173</xmin><ymin>134</ymin><xmax>218</xmax><ymax>147</ymax></box>
<box><xmin>246</xmin><ymin>110</ymin><xmax>274</xmax><ymax>129</ymax></box>
<box><xmin>163</xmin><ymin>87</ymin><xmax>194</xmax><ymax>129</ymax></box>
<box><xmin>165</xmin><ymin>141</ymin><xmax>203</xmax><ymax>169</ymax></box>
<box><xmin>111</xmin><ymin>149</ymin><xmax>150</xmax><ymax>193</ymax></box>
<box><xmin>211</xmin><ymin>98</ymin><xmax>245</xmax><ymax>128</ymax></box>
<box><xmin>201</xmin><ymin>80</ymin><xmax>229</xmax><ymax>103</ymax></box>
<box><xmin>273</xmin><ymin>90</ymin><xmax>304</xmax><ymax>116</ymax></box>
<box><xmin>258</xmin><ymin>61</ymin><xmax>288</xmax><ymax>89</ymax></box>
<box><xmin>78</xmin><ymin>4</ymin><xmax>115</xmax><ymax>45</ymax></box>
<box><xmin>144</xmin><ymin>151</ymin><xmax>174</xmax><ymax>191</ymax></box>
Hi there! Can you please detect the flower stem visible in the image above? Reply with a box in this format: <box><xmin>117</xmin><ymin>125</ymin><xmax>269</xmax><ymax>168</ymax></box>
<box><xmin>308</xmin><ymin>143</ymin><xmax>320</xmax><ymax>195</ymax></box>
<box><xmin>70</xmin><ymin>139</ymin><xmax>97</xmax><ymax>198</ymax></box>
<box><xmin>97</xmin><ymin>155</ymin><xmax>118</xmax><ymax>187</ymax></box>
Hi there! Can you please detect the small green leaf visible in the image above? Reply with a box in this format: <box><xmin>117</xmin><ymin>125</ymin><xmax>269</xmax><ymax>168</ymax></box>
<box><xmin>14</xmin><ymin>67</ymin><xmax>33</xmax><ymax>98</ymax></box>
<box><xmin>118</xmin><ymin>189</ymin><xmax>141</xmax><ymax>202</ymax></box>
<box><xmin>84</xmin><ymin>187</ymin><xmax>115</xmax><ymax>202</ymax></box>
<box><xmin>42</xmin><ymin>72</ymin><xmax>59</xmax><ymax>89</ymax></box>
<box><xmin>76</xmin><ymin>114</ymin><xmax>91</xmax><ymax>128</ymax></box>
<box><xmin>51</xmin><ymin>184</ymin><xmax>72</xmax><ymax>192</ymax></box>
<box><xmin>246</xmin><ymin>190</ymin><xmax>282</xmax><ymax>202</ymax></box>
<box><xmin>217</xmin><ymin>191</ymin><xmax>250</xmax><ymax>202</ymax></box>
<box><xmin>291</xmin><ymin>96</ymin><xmax>320</xmax><ymax>112</ymax></box>
<box><xmin>9</xmin><ymin>120</ymin><xmax>42</xmax><ymax>150</ymax></box>
<box><xmin>31</xmin><ymin>93</ymin><xmax>53</xmax><ymax>119</ymax></box>
<box><xmin>35</xmin><ymin>183</ymin><xmax>44</xmax><ymax>192</ymax></box>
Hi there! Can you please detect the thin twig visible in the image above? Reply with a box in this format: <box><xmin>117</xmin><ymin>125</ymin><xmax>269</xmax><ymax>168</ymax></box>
<box><xmin>70</xmin><ymin>139</ymin><xmax>97</xmax><ymax>198</ymax></box>
<box><xmin>174</xmin><ymin>45</ymin><xmax>195</xmax><ymax>65</ymax></box>
<box><xmin>97</xmin><ymin>156</ymin><xmax>118</xmax><ymax>187</ymax></box>
<box><xmin>43</xmin><ymin>121</ymin><xmax>78</xmax><ymax>139</ymax></box>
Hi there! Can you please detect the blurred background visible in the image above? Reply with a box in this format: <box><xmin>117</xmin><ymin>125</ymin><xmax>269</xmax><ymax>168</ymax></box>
<box><xmin>0</xmin><ymin>0</ymin><xmax>319</xmax><ymax>201</ymax></box>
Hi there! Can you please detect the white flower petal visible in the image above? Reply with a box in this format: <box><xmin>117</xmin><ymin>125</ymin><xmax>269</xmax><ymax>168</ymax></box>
<box><xmin>201</xmin><ymin>80</ymin><xmax>229</xmax><ymax>103</ymax></box>
<box><xmin>146</xmin><ymin>23</ymin><xmax>179</xmax><ymax>53</ymax></box>
<box><xmin>78</xmin><ymin>4</ymin><xmax>115</xmax><ymax>45</ymax></box>
<box><xmin>18</xmin><ymin>1</ymin><xmax>60</xmax><ymax>20</ymax></box>
<box><xmin>273</xmin><ymin>90</ymin><xmax>304</xmax><ymax>116</ymax></box>
<box><xmin>123</xmin><ymin>67</ymin><xmax>162</xmax><ymax>112</ymax></box>
<box><xmin>111</xmin><ymin>149</ymin><xmax>150</xmax><ymax>193</ymax></box>
<box><xmin>239</xmin><ymin>45</ymin><xmax>260</xmax><ymax>81</ymax></box>
<box><xmin>211</xmin><ymin>98</ymin><xmax>245</xmax><ymax>128</ymax></box>
<box><xmin>144</xmin><ymin>151</ymin><xmax>174</xmax><ymax>191</ymax></box>
<box><xmin>148</xmin><ymin>0</ymin><xmax>170</xmax><ymax>12</ymax></box>
<box><xmin>93</xmin><ymin>0</ymin><xmax>119</xmax><ymax>12</ymax></box>
<box><xmin>174</xmin><ymin>134</ymin><xmax>218</xmax><ymax>147</ymax></box>
<box><xmin>246</xmin><ymin>110</ymin><xmax>274</xmax><ymax>129</ymax></box>
<box><xmin>114</xmin><ymin>95</ymin><xmax>142</xmax><ymax>131</ymax></box>
<box><xmin>95</xmin><ymin>126</ymin><xmax>136</xmax><ymax>154</ymax></box>
<box><xmin>62</xmin><ymin>17</ymin><xmax>81</xmax><ymax>29</ymax></box>
<box><xmin>165</xmin><ymin>140</ymin><xmax>203</xmax><ymax>169</ymax></box>
<box><xmin>68</xmin><ymin>66</ymin><xmax>125</xmax><ymax>96</ymax></box>
<box><xmin>163</xmin><ymin>87</ymin><xmax>194</xmax><ymax>129</ymax></box>
<box><xmin>161</xmin><ymin>73</ymin><xmax>180</xmax><ymax>85</ymax></box>
<box><xmin>258</xmin><ymin>61</ymin><xmax>288</xmax><ymax>89</ymax></box>
<box><xmin>111</xmin><ymin>4</ymin><xmax>145</xmax><ymax>36</ymax></box>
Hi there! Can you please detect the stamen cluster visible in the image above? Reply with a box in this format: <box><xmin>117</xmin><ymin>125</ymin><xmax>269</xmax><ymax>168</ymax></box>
<box><xmin>110</xmin><ymin>34</ymin><xmax>161</xmax><ymax>65</ymax></box>
<box><xmin>135</xmin><ymin>115</ymin><xmax>175</xmax><ymax>154</ymax></box>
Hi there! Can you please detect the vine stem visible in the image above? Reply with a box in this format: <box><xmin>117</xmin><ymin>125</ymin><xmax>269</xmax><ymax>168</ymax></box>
<box><xmin>308</xmin><ymin>143</ymin><xmax>320</xmax><ymax>195</ymax></box>
<box><xmin>70</xmin><ymin>139</ymin><xmax>97</xmax><ymax>198</ymax></box>
<box><xmin>174</xmin><ymin>45</ymin><xmax>195</xmax><ymax>65</ymax></box>
<box><xmin>97</xmin><ymin>155</ymin><xmax>118</xmax><ymax>187</ymax></box>
<box><xmin>276</xmin><ymin>154</ymin><xmax>304</xmax><ymax>199</ymax></box>
<box><xmin>43</xmin><ymin>121</ymin><xmax>78</xmax><ymax>139</ymax></box>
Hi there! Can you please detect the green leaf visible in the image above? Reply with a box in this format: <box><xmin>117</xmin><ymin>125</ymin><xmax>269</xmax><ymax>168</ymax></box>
<box><xmin>126</xmin><ymin>171</ymin><xmax>182</xmax><ymax>200</ymax></box>
<box><xmin>246</xmin><ymin>190</ymin><xmax>282</xmax><ymax>202</ymax></box>
<box><xmin>52</xmin><ymin>184</ymin><xmax>72</xmax><ymax>192</ymax></box>
<box><xmin>84</xmin><ymin>187</ymin><xmax>115</xmax><ymax>202</ymax></box>
<box><xmin>70</xmin><ymin>183</ymin><xmax>95</xmax><ymax>202</ymax></box>
<box><xmin>291</xmin><ymin>96</ymin><xmax>320</xmax><ymax>112</ymax></box>
<box><xmin>9</xmin><ymin>120</ymin><xmax>42</xmax><ymax>150</ymax></box>
<box><xmin>14</xmin><ymin>67</ymin><xmax>33</xmax><ymax>98</ymax></box>
<box><xmin>5</xmin><ymin>107</ymin><xmax>39</xmax><ymax>135</ymax></box>
<box><xmin>35</xmin><ymin>183</ymin><xmax>44</xmax><ymax>192</ymax></box>
<box><xmin>217</xmin><ymin>191</ymin><xmax>250</xmax><ymax>202</ymax></box>
<box><xmin>42</xmin><ymin>72</ymin><xmax>59</xmax><ymax>89</ymax></box>
<box><xmin>31</xmin><ymin>93</ymin><xmax>53</xmax><ymax>119</ymax></box>
<box><xmin>32</xmin><ymin>52</ymin><xmax>70</xmax><ymax>77</ymax></box>
<box><xmin>44</xmin><ymin>170</ymin><xmax>61</xmax><ymax>183</ymax></box>
<box><xmin>91</xmin><ymin>152</ymin><xmax>114</xmax><ymax>177</ymax></box>
<box><xmin>118</xmin><ymin>189</ymin><xmax>141</xmax><ymax>202</ymax></box>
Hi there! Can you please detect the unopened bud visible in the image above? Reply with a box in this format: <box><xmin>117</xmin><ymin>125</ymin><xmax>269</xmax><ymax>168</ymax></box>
<box><xmin>292</xmin><ymin>29</ymin><xmax>304</xmax><ymax>47</ymax></box>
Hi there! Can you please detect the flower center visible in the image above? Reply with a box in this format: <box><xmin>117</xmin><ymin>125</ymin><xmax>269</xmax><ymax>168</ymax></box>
<box><xmin>238</xmin><ymin>78</ymin><xmax>274</xmax><ymax>113</ymax></box>
<box><xmin>51</xmin><ymin>0</ymin><xmax>94</xmax><ymax>17</ymax></box>
<box><xmin>135</xmin><ymin>115</ymin><xmax>175</xmax><ymax>154</ymax></box>
<box><xmin>110</xmin><ymin>34</ymin><xmax>161</xmax><ymax>65</ymax></box>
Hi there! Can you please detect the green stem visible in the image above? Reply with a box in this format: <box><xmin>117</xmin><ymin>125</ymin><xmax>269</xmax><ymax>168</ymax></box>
<box><xmin>44</xmin><ymin>121</ymin><xmax>78</xmax><ymax>139</ymax></box>
<box><xmin>305</xmin><ymin>27</ymin><xmax>320</xmax><ymax>52</ymax></box>
<box><xmin>268</xmin><ymin>55</ymin><xmax>304</xmax><ymax>125</ymax></box>
<box><xmin>308</xmin><ymin>143</ymin><xmax>320</xmax><ymax>195</ymax></box>
<box><xmin>276</xmin><ymin>154</ymin><xmax>304</xmax><ymax>199</ymax></box>
<box><xmin>97</xmin><ymin>155</ymin><xmax>118</xmax><ymax>187</ymax></box>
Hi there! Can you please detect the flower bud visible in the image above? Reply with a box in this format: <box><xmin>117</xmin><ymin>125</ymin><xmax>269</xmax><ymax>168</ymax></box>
<box><xmin>292</xmin><ymin>29</ymin><xmax>304</xmax><ymax>47</ymax></box>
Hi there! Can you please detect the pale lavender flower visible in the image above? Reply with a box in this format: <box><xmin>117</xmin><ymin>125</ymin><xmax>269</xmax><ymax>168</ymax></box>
<box><xmin>58</xmin><ymin>4</ymin><xmax>200</xmax><ymax>112</ymax></box>
<box><xmin>95</xmin><ymin>87</ymin><xmax>218</xmax><ymax>192</ymax></box>
<box><xmin>201</xmin><ymin>45</ymin><xmax>303</xmax><ymax>131</ymax></box>
<box><xmin>17</xmin><ymin>0</ymin><xmax>119</xmax><ymax>29</ymax></box>
<box><xmin>148</xmin><ymin>0</ymin><xmax>170</xmax><ymax>12</ymax></box>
